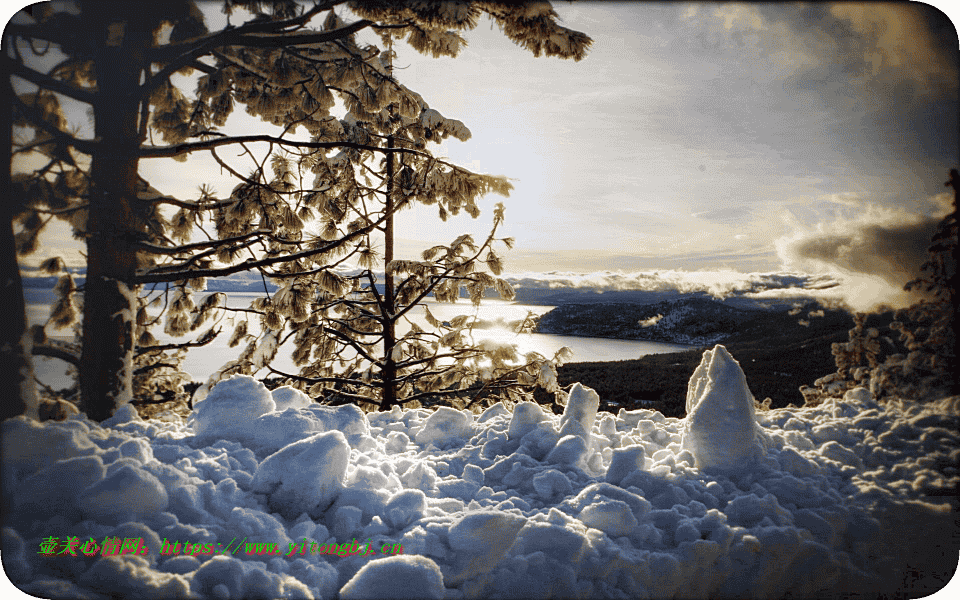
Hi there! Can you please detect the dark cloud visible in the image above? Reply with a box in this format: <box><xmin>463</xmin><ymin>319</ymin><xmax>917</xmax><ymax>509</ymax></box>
<box><xmin>658</xmin><ymin>3</ymin><xmax>958</xmax><ymax>196</ymax></box>
<box><xmin>786</xmin><ymin>219</ymin><xmax>938</xmax><ymax>288</ymax></box>
<box><xmin>777</xmin><ymin>3</ymin><xmax>959</xmax><ymax>172</ymax></box>
<box><xmin>775</xmin><ymin>197</ymin><xmax>952</xmax><ymax>311</ymax></box>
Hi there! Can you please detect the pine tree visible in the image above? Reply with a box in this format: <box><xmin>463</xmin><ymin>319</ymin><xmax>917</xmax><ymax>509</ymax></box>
<box><xmin>801</xmin><ymin>170</ymin><xmax>959</xmax><ymax>406</ymax></box>
<box><xmin>1</xmin><ymin>67</ymin><xmax>34</xmax><ymax>420</ymax></box>
<box><xmin>7</xmin><ymin>1</ymin><xmax>591</xmax><ymax>420</ymax></box>
<box><xmin>878</xmin><ymin>169</ymin><xmax>958</xmax><ymax>400</ymax></box>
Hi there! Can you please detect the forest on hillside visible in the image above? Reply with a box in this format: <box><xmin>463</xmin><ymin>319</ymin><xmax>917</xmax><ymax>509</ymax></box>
<box><xmin>532</xmin><ymin>309</ymin><xmax>905</xmax><ymax>418</ymax></box>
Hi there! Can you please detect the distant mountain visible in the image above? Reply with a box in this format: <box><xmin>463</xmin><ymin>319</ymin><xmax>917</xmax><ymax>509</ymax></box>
<box><xmin>21</xmin><ymin>267</ymin><xmax>279</xmax><ymax>293</ymax></box>
<box><xmin>533</xmin><ymin>296</ymin><xmax>849</xmax><ymax>346</ymax></box>
<box><xmin>512</xmin><ymin>287</ymin><xmax>685</xmax><ymax>306</ymax></box>
<box><xmin>510</xmin><ymin>286</ymin><xmax>802</xmax><ymax>310</ymax></box>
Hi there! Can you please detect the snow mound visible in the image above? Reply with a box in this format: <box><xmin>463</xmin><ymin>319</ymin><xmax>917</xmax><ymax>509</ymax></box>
<box><xmin>559</xmin><ymin>383</ymin><xmax>600</xmax><ymax>444</ymax></box>
<box><xmin>4</xmin><ymin>359</ymin><xmax>959</xmax><ymax>600</ymax></box>
<box><xmin>2</xmin><ymin>416</ymin><xmax>98</xmax><ymax>485</ymax></box>
<box><xmin>508</xmin><ymin>401</ymin><xmax>547</xmax><ymax>440</ymax></box>
<box><xmin>340</xmin><ymin>555</ymin><xmax>445</xmax><ymax>600</ymax></box>
<box><xmin>384</xmin><ymin>489</ymin><xmax>427</xmax><ymax>529</ymax></box>
<box><xmin>78</xmin><ymin>463</ymin><xmax>169</xmax><ymax>524</ymax></box>
<box><xmin>681</xmin><ymin>345</ymin><xmax>768</xmax><ymax>470</ymax></box>
<box><xmin>190</xmin><ymin>375</ymin><xmax>276</xmax><ymax>444</ymax></box>
<box><xmin>186</xmin><ymin>378</ymin><xmax>373</xmax><ymax>454</ymax></box>
<box><xmin>250</xmin><ymin>430</ymin><xmax>350</xmax><ymax>518</ymax></box>
<box><xmin>605</xmin><ymin>444</ymin><xmax>645</xmax><ymax>485</ymax></box>
<box><xmin>443</xmin><ymin>510</ymin><xmax>527</xmax><ymax>585</ymax></box>
<box><xmin>271</xmin><ymin>386</ymin><xmax>313</xmax><ymax>411</ymax></box>
<box><xmin>414</xmin><ymin>406</ymin><xmax>473</xmax><ymax>448</ymax></box>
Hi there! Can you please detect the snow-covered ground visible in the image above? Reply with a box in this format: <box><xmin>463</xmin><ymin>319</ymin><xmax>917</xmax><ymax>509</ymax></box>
<box><xmin>3</xmin><ymin>345</ymin><xmax>958</xmax><ymax>599</ymax></box>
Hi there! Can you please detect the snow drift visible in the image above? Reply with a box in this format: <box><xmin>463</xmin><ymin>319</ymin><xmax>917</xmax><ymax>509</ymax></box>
<box><xmin>3</xmin><ymin>351</ymin><xmax>958</xmax><ymax>599</ymax></box>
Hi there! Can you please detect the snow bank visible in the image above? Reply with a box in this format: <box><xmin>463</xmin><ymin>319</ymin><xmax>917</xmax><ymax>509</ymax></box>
<box><xmin>3</xmin><ymin>355</ymin><xmax>958</xmax><ymax>599</ymax></box>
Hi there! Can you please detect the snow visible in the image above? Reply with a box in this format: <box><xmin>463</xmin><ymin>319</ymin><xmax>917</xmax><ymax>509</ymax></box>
<box><xmin>340</xmin><ymin>555</ymin><xmax>445</xmax><ymax>600</ymax></box>
<box><xmin>681</xmin><ymin>345</ymin><xmax>769</xmax><ymax>471</ymax></box>
<box><xmin>250</xmin><ymin>431</ymin><xmax>351</xmax><ymax>519</ymax></box>
<box><xmin>272</xmin><ymin>386</ymin><xmax>314</xmax><ymax>412</ymax></box>
<box><xmin>3</xmin><ymin>349</ymin><xmax>959</xmax><ymax>599</ymax></box>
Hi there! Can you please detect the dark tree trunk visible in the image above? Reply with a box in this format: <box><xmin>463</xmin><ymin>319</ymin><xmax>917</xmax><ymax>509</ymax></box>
<box><xmin>79</xmin><ymin>7</ymin><xmax>151</xmax><ymax>420</ymax></box>
<box><xmin>380</xmin><ymin>134</ymin><xmax>398</xmax><ymax>411</ymax></box>
<box><xmin>1</xmin><ymin>58</ymin><xmax>32</xmax><ymax>421</ymax></box>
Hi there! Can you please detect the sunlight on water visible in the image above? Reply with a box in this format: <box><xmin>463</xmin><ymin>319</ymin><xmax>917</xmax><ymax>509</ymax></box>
<box><xmin>27</xmin><ymin>293</ymin><xmax>691</xmax><ymax>389</ymax></box>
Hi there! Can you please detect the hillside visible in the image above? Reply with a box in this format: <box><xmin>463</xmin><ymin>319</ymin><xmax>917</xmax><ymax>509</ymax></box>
<box><xmin>533</xmin><ymin>296</ymin><xmax>848</xmax><ymax>346</ymax></box>
<box><xmin>533</xmin><ymin>309</ymin><xmax>901</xmax><ymax>418</ymax></box>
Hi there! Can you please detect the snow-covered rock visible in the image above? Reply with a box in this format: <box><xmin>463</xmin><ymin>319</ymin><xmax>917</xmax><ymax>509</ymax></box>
<box><xmin>681</xmin><ymin>345</ymin><xmax>768</xmax><ymax>470</ymax></box>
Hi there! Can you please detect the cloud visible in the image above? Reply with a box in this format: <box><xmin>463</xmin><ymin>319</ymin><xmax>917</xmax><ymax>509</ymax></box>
<box><xmin>827</xmin><ymin>3</ymin><xmax>958</xmax><ymax>97</ymax></box>
<box><xmin>505</xmin><ymin>268</ymin><xmax>831</xmax><ymax>299</ymax></box>
<box><xmin>773</xmin><ymin>197</ymin><xmax>951</xmax><ymax>311</ymax></box>
<box><xmin>503</xmin><ymin>185</ymin><xmax>952</xmax><ymax>315</ymax></box>
<box><xmin>690</xmin><ymin>207</ymin><xmax>755</xmax><ymax>225</ymax></box>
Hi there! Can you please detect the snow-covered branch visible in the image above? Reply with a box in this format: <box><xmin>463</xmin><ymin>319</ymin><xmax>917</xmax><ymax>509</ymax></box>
<box><xmin>138</xmin><ymin>135</ymin><xmax>425</xmax><ymax>159</ymax></box>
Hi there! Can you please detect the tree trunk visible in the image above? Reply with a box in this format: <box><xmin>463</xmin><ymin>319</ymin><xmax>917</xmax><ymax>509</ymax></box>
<box><xmin>0</xmin><ymin>60</ymin><xmax>33</xmax><ymax>421</ymax></box>
<box><xmin>380</xmin><ymin>134</ymin><xmax>398</xmax><ymax>411</ymax></box>
<box><xmin>79</xmin><ymin>8</ymin><xmax>150</xmax><ymax>420</ymax></box>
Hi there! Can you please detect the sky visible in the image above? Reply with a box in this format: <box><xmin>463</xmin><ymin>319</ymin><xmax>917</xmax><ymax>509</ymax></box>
<box><xmin>373</xmin><ymin>2</ymin><xmax>958</xmax><ymax>274</ymax></box>
<box><xmin>10</xmin><ymin>1</ymin><xmax>960</xmax><ymax>311</ymax></box>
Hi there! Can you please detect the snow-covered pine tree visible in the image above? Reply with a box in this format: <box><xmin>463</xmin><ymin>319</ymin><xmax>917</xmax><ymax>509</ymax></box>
<box><xmin>8</xmin><ymin>1</ymin><xmax>591</xmax><ymax>420</ymax></box>
<box><xmin>873</xmin><ymin>169</ymin><xmax>958</xmax><ymax>400</ymax></box>
<box><xmin>194</xmin><ymin>8</ymin><xmax>585</xmax><ymax>412</ymax></box>
<box><xmin>801</xmin><ymin>170</ymin><xmax>959</xmax><ymax>406</ymax></box>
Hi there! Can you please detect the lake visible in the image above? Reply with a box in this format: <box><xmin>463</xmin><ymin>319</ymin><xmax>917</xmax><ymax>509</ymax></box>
<box><xmin>24</xmin><ymin>290</ymin><xmax>693</xmax><ymax>389</ymax></box>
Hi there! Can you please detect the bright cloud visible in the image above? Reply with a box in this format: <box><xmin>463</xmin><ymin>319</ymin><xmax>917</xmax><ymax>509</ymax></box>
<box><xmin>773</xmin><ymin>193</ymin><xmax>952</xmax><ymax>311</ymax></box>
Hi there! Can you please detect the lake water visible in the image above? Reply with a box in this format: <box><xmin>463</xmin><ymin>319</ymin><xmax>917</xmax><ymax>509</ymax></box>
<box><xmin>25</xmin><ymin>290</ymin><xmax>692</xmax><ymax>389</ymax></box>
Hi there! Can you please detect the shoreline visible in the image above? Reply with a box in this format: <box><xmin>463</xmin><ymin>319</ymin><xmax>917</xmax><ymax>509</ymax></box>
<box><xmin>533</xmin><ymin>328</ymin><xmax>714</xmax><ymax>349</ymax></box>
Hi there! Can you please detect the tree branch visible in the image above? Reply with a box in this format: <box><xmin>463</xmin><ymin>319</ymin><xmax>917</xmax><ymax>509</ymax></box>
<box><xmin>138</xmin><ymin>134</ymin><xmax>424</xmax><ymax>159</ymax></box>
<box><xmin>142</xmin><ymin>17</ymin><xmax>371</xmax><ymax>96</ymax></box>
<box><xmin>134</xmin><ymin>229</ymin><xmax>272</xmax><ymax>256</ymax></box>
<box><xmin>5</xmin><ymin>57</ymin><xmax>97</xmax><ymax>104</ymax></box>
<box><xmin>137</xmin><ymin>328</ymin><xmax>220</xmax><ymax>355</ymax></box>
<box><xmin>265</xmin><ymin>366</ymin><xmax>381</xmax><ymax>390</ymax></box>
<box><xmin>136</xmin><ymin>192</ymin><xmax>400</xmax><ymax>283</ymax></box>
<box><xmin>33</xmin><ymin>342</ymin><xmax>80</xmax><ymax>367</ymax></box>
<box><xmin>10</xmin><ymin>92</ymin><xmax>97</xmax><ymax>155</ymax></box>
